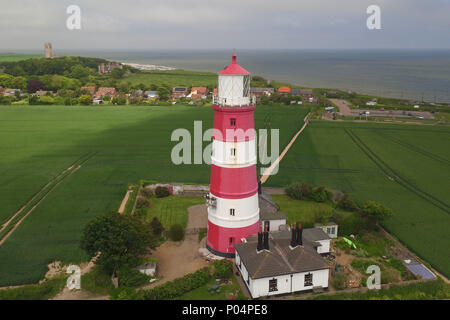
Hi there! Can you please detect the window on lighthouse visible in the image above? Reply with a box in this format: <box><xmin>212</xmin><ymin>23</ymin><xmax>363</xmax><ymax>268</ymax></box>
<box><xmin>231</xmin><ymin>148</ymin><xmax>236</xmax><ymax>156</ymax></box>
<box><xmin>230</xmin><ymin>118</ymin><xmax>236</xmax><ymax>127</ymax></box>
<box><xmin>230</xmin><ymin>208</ymin><xmax>235</xmax><ymax>216</ymax></box>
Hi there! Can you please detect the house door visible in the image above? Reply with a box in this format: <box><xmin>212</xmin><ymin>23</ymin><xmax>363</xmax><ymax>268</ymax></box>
<box><xmin>264</xmin><ymin>221</ymin><xmax>270</xmax><ymax>232</ymax></box>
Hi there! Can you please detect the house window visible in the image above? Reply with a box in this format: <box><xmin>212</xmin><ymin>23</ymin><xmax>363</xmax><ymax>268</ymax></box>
<box><xmin>247</xmin><ymin>275</ymin><xmax>250</xmax><ymax>285</ymax></box>
<box><xmin>331</xmin><ymin>227</ymin><xmax>336</xmax><ymax>234</ymax></box>
<box><xmin>304</xmin><ymin>273</ymin><xmax>313</xmax><ymax>287</ymax></box>
<box><xmin>231</xmin><ymin>148</ymin><xmax>236</xmax><ymax>156</ymax></box>
<box><xmin>230</xmin><ymin>118</ymin><xmax>236</xmax><ymax>127</ymax></box>
<box><xmin>269</xmin><ymin>278</ymin><xmax>278</xmax><ymax>292</ymax></box>
<box><xmin>230</xmin><ymin>208</ymin><xmax>235</xmax><ymax>216</ymax></box>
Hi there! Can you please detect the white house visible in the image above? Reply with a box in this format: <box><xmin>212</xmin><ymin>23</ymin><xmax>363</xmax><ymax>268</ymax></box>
<box><xmin>234</xmin><ymin>226</ymin><xmax>330</xmax><ymax>299</ymax></box>
<box><xmin>314</xmin><ymin>222</ymin><xmax>338</xmax><ymax>239</ymax></box>
<box><xmin>260</xmin><ymin>211</ymin><xmax>287</xmax><ymax>233</ymax></box>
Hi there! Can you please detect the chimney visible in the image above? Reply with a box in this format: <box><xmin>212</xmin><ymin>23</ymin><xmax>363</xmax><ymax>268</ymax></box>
<box><xmin>263</xmin><ymin>224</ymin><xmax>269</xmax><ymax>250</ymax></box>
<box><xmin>290</xmin><ymin>223</ymin><xmax>297</xmax><ymax>247</ymax></box>
<box><xmin>296</xmin><ymin>223</ymin><xmax>303</xmax><ymax>246</ymax></box>
<box><xmin>257</xmin><ymin>232</ymin><xmax>263</xmax><ymax>252</ymax></box>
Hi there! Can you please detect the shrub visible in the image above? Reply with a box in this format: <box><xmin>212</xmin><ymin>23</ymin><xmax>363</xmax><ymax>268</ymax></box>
<box><xmin>155</xmin><ymin>186</ymin><xmax>170</xmax><ymax>198</ymax></box>
<box><xmin>332</xmin><ymin>273</ymin><xmax>348</xmax><ymax>290</ymax></box>
<box><xmin>213</xmin><ymin>259</ymin><xmax>233</xmax><ymax>279</ymax></box>
<box><xmin>301</xmin><ymin>181</ymin><xmax>312</xmax><ymax>198</ymax></box>
<box><xmin>136</xmin><ymin>196</ymin><xmax>151</xmax><ymax>209</ymax></box>
<box><xmin>150</xmin><ymin>217</ymin><xmax>164</xmax><ymax>237</ymax></box>
<box><xmin>117</xmin><ymin>267</ymin><xmax>151</xmax><ymax>288</ymax></box>
<box><xmin>337</xmin><ymin>193</ymin><xmax>359</xmax><ymax>211</ymax></box>
<box><xmin>285</xmin><ymin>182</ymin><xmax>302</xmax><ymax>200</ymax></box>
<box><xmin>110</xmin><ymin>287</ymin><xmax>143</xmax><ymax>300</ymax></box>
<box><xmin>169</xmin><ymin>224</ymin><xmax>184</xmax><ymax>241</ymax></box>
<box><xmin>309</xmin><ymin>186</ymin><xmax>328</xmax><ymax>202</ymax></box>
<box><xmin>142</xmin><ymin>267</ymin><xmax>211</xmax><ymax>300</ymax></box>
<box><xmin>140</xmin><ymin>188</ymin><xmax>153</xmax><ymax>198</ymax></box>
<box><xmin>79</xmin><ymin>94</ymin><xmax>93</xmax><ymax>105</ymax></box>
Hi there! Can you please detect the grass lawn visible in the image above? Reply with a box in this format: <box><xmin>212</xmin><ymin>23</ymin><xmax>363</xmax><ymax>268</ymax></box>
<box><xmin>143</xmin><ymin>195</ymin><xmax>204</xmax><ymax>229</ymax></box>
<box><xmin>178</xmin><ymin>275</ymin><xmax>247</xmax><ymax>300</ymax></box>
<box><xmin>271</xmin><ymin>195</ymin><xmax>335</xmax><ymax>227</ymax></box>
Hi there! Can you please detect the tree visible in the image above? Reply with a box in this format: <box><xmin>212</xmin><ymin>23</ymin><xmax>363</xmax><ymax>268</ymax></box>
<box><xmin>285</xmin><ymin>182</ymin><xmax>302</xmax><ymax>200</ymax></box>
<box><xmin>26</xmin><ymin>79</ymin><xmax>45</xmax><ymax>93</ymax></box>
<box><xmin>111</xmin><ymin>68</ymin><xmax>125</xmax><ymax>79</ymax></box>
<box><xmin>337</xmin><ymin>193</ymin><xmax>359</xmax><ymax>212</ymax></box>
<box><xmin>112</xmin><ymin>95</ymin><xmax>127</xmax><ymax>105</ymax></box>
<box><xmin>361</xmin><ymin>201</ymin><xmax>392</xmax><ymax>227</ymax></box>
<box><xmin>80</xmin><ymin>212</ymin><xmax>155</xmax><ymax>273</ymax></box>
<box><xmin>150</xmin><ymin>217</ymin><xmax>164</xmax><ymax>237</ymax></box>
<box><xmin>78</xmin><ymin>94</ymin><xmax>93</xmax><ymax>105</ymax></box>
<box><xmin>169</xmin><ymin>224</ymin><xmax>184</xmax><ymax>241</ymax></box>
<box><xmin>70</xmin><ymin>64</ymin><xmax>91</xmax><ymax>79</ymax></box>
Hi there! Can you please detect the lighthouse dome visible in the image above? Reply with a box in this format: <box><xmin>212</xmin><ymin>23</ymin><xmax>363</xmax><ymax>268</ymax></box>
<box><xmin>218</xmin><ymin>53</ymin><xmax>249</xmax><ymax>75</ymax></box>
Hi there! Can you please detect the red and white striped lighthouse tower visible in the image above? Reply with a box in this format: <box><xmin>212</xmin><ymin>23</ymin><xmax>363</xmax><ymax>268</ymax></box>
<box><xmin>206</xmin><ymin>53</ymin><xmax>260</xmax><ymax>258</ymax></box>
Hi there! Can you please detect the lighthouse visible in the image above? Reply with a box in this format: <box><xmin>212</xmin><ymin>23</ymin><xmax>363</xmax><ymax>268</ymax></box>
<box><xmin>206</xmin><ymin>53</ymin><xmax>260</xmax><ymax>258</ymax></box>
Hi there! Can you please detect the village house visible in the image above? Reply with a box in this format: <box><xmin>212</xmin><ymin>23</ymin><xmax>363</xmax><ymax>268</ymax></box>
<box><xmin>81</xmin><ymin>86</ymin><xmax>96</xmax><ymax>96</ymax></box>
<box><xmin>95</xmin><ymin>87</ymin><xmax>117</xmax><ymax>99</ymax></box>
<box><xmin>314</xmin><ymin>222</ymin><xmax>339</xmax><ymax>239</ymax></box>
<box><xmin>34</xmin><ymin>90</ymin><xmax>53</xmax><ymax>97</ymax></box>
<box><xmin>144</xmin><ymin>91</ymin><xmax>158</xmax><ymax>99</ymax></box>
<box><xmin>188</xmin><ymin>87</ymin><xmax>208</xmax><ymax>99</ymax></box>
<box><xmin>234</xmin><ymin>224</ymin><xmax>330</xmax><ymax>299</ymax></box>
<box><xmin>291</xmin><ymin>89</ymin><xmax>313</xmax><ymax>101</ymax></box>
<box><xmin>2</xmin><ymin>88</ymin><xmax>21</xmax><ymax>97</ymax></box>
<box><xmin>0</xmin><ymin>87</ymin><xmax>4</xmax><ymax>95</ymax></box>
<box><xmin>277</xmin><ymin>86</ymin><xmax>291</xmax><ymax>95</ymax></box>
<box><xmin>171</xmin><ymin>87</ymin><xmax>189</xmax><ymax>99</ymax></box>
<box><xmin>250</xmin><ymin>87</ymin><xmax>274</xmax><ymax>98</ymax></box>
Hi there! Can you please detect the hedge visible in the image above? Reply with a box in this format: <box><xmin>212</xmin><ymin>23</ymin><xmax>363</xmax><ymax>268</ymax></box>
<box><xmin>142</xmin><ymin>267</ymin><xmax>211</xmax><ymax>300</ymax></box>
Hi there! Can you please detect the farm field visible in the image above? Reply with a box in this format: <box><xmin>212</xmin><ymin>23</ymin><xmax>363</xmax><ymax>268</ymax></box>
<box><xmin>118</xmin><ymin>70</ymin><xmax>218</xmax><ymax>88</ymax></box>
<box><xmin>0</xmin><ymin>54</ymin><xmax>42</xmax><ymax>62</ymax></box>
<box><xmin>0</xmin><ymin>104</ymin><xmax>307</xmax><ymax>286</ymax></box>
<box><xmin>266</xmin><ymin>120</ymin><xmax>450</xmax><ymax>277</ymax></box>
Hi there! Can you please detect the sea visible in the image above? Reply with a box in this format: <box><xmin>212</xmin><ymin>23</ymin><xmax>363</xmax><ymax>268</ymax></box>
<box><xmin>9</xmin><ymin>49</ymin><xmax>450</xmax><ymax>103</ymax></box>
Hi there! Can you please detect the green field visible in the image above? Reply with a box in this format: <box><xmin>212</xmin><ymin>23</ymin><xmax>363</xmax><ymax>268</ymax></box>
<box><xmin>119</xmin><ymin>70</ymin><xmax>218</xmax><ymax>88</ymax></box>
<box><xmin>0</xmin><ymin>54</ymin><xmax>41</xmax><ymax>62</ymax></box>
<box><xmin>0</xmin><ymin>104</ymin><xmax>307</xmax><ymax>286</ymax></box>
<box><xmin>266</xmin><ymin>120</ymin><xmax>450</xmax><ymax>277</ymax></box>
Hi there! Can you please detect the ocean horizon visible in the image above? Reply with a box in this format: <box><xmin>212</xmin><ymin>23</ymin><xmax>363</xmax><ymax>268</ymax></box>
<box><xmin>4</xmin><ymin>49</ymin><xmax>450</xmax><ymax>103</ymax></box>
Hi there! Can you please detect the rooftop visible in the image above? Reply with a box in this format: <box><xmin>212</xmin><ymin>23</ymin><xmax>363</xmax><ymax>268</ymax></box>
<box><xmin>235</xmin><ymin>230</ymin><xmax>329</xmax><ymax>279</ymax></box>
<box><xmin>218</xmin><ymin>53</ymin><xmax>249</xmax><ymax>76</ymax></box>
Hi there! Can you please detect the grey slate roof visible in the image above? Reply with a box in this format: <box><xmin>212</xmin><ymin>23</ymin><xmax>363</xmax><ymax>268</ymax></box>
<box><xmin>234</xmin><ymin>231</ymin><xmax>329</xmax><ymax>279</ymax></box>
<box><xmin>303</xmin><ymin>228</ymin><xmax>330</xmax><ymax>242</ymax></box>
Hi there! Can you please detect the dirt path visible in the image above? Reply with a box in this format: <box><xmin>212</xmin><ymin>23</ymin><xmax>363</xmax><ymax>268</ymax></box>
<box><xmin>142</xmin><ymin>204</ymin><xmax>209</xmax><ymax>290</ymax></box>
<box><xmin>118</xmin><ymin>189</ymin><xmax>133</xmax><ymax>214</ymax></box>
<box><xmin>260</xmin><ymin>113</ymin><xmax>310</xmax><ymax>184</ymax></box>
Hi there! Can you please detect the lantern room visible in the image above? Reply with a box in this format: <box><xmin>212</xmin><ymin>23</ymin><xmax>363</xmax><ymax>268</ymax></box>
<box><xmin>215</xmin><ymin>53</ymin><xmax>251</xmax><ymax>107</ymax></box>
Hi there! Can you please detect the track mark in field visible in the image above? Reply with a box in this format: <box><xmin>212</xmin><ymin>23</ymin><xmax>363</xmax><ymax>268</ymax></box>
<box><xmin>345</xmin><ymin>129</ymin><xmax>449</xmax><ymax>214</ymax></box>
<box><xmin>375</xmin><ymin>130</ymin><xmax>450</xmax><ymax>166</ymax></box>
<box><xmin>0</xmin><ymin>152</ymin><xmax>97</xmax><ymax>246</ymax></box>
<box><xmin>260</xmin><ymin>113</ymin><xmax>310</xmax><ymax>184</ymax></box>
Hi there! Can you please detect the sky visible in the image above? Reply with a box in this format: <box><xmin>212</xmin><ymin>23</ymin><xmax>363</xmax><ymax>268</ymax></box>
<box><xmin>0</xmin><ymin>0</ymin><xmax>449</xmax><ymax>50</ymax></box>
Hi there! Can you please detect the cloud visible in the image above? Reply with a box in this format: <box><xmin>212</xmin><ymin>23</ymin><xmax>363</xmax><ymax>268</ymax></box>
<box><xmin>0</xmin><ymin>0</ymin><xmax>449</xmax><ymax>50</ymax></box>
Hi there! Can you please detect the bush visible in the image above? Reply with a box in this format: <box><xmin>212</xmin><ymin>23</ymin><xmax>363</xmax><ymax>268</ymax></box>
<box><xmin>140</xmin><ymin>188</ymin><xmax>153</xmax><ymax>198</ymax></box>
<box><xmin>117</xmin><ymin>267</ymin><xmax>151</xmax><ymax>288</ymax></box>
<box><xmin>110</xmin><ymin>287</ymin><xmax>143</xmax><ymax>300</ymax></box>
<box><xmin>169</xmin><ymin>224</ymin><xmax>184</xmax><ymax>241</ymax></box>
<box><xmin>309</xmin><ymin>186</ymin><xmax>328</xmax><ymax>202</ymax></box>
<box><xmin>79</xmin><ymin>94</ymin><xmax>93</xmax><ymax>105</ymax></box>
<box><xmin>150</xmin><ymin>217</ymin><xmax>164</xmax><ymax>237</ymax></box>
<box><xmin>136</xmin><ymin>196</ymin><xmax>151</xmax><ymax>209</ymax></box>
<box><xmin>285</xmin><ymin>182</ymin><xmax>302</xmax><ymax>200</ymax></box>
<box><xmin>213</xmin><ymin>259</ymin><xmax>233</xmax><ymax>279</ymax></box>
<box><xmin>143</xmin><ymin>267</ymin><xmax>211</xmax><ymax>300</ymax></box>
<box><xmin>332</xmin><ymin>273</ymin><xmax>348</xmax><ymax>290</ymax></box>
<box><xmin>337</xmin><ymin>193</ymin><xmax>359</xmax><ymax>211</ymax></box>
<box><xmin>155</xmin><ymin>186</ymin><xmax>170</xmax><ymax>198</ymax></box>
